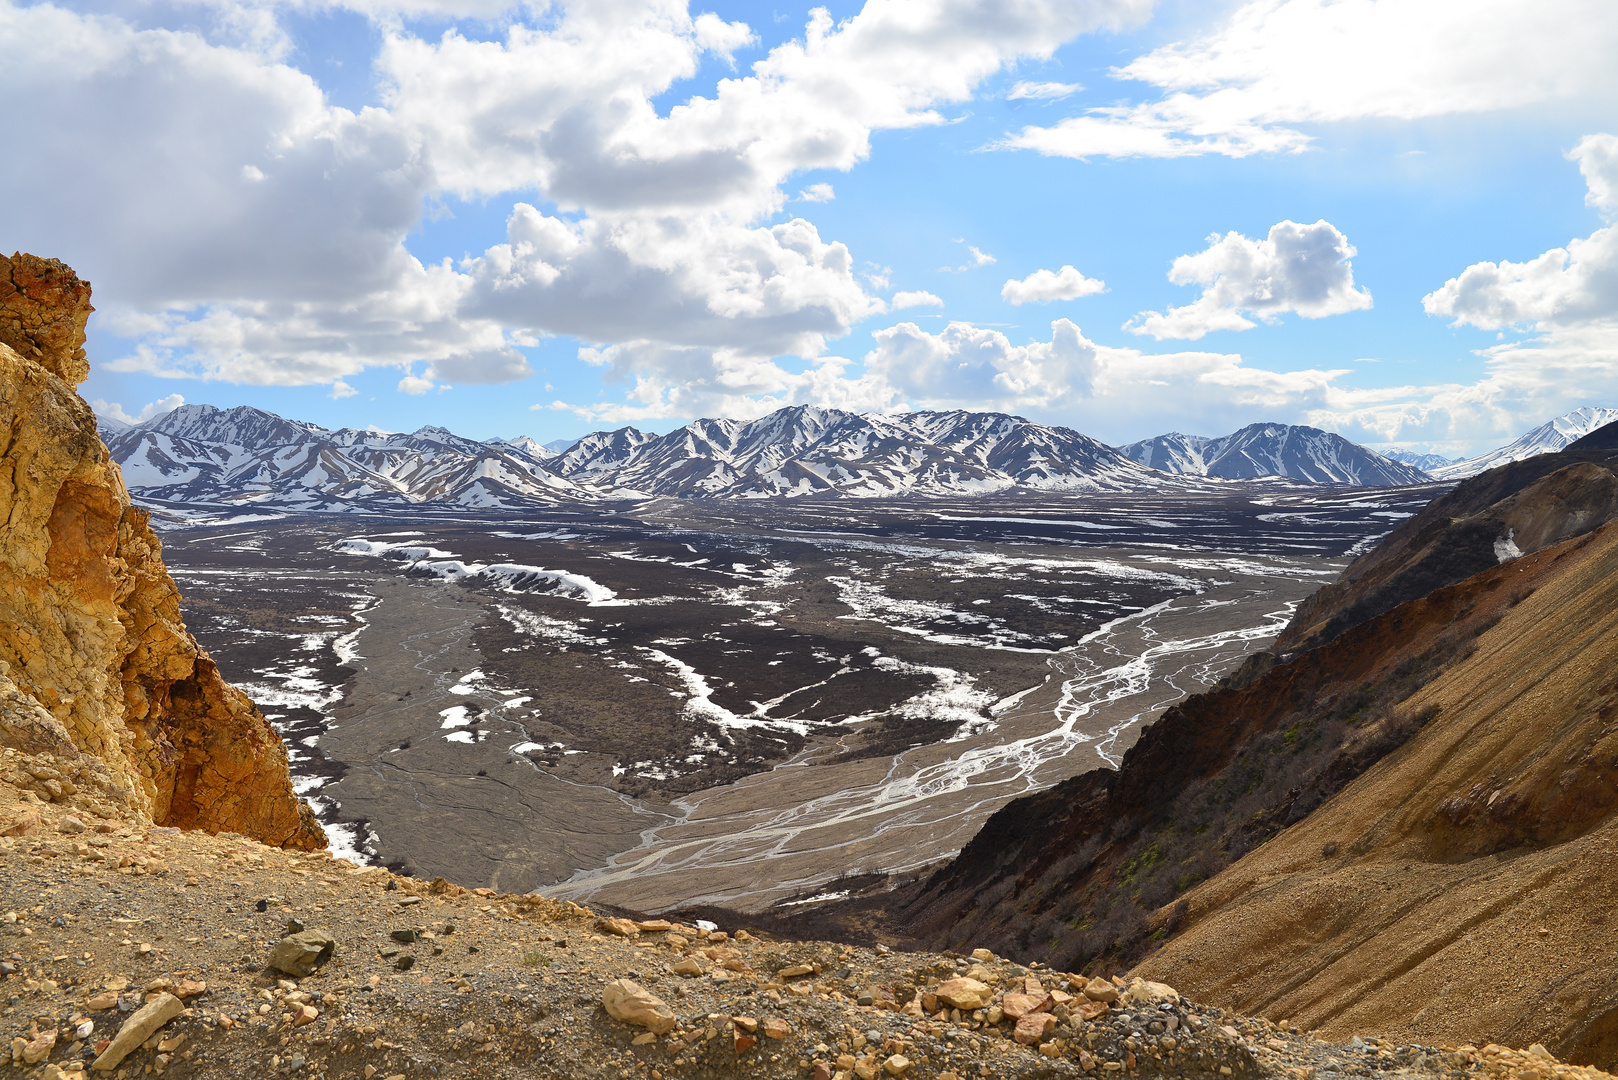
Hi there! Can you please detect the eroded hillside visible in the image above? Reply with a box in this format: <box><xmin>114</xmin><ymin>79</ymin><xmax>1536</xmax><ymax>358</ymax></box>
<box><xmin>796</xmin><ymin>423</ymin><xmax>1618</xmax><ymax>1071</ymax></box>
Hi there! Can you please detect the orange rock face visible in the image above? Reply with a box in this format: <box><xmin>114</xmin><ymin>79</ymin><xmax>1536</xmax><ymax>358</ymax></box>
<box><xmin>0</xmin><ymin>252</ymin><xmax>323</xmax><ymax>849</ymax></box>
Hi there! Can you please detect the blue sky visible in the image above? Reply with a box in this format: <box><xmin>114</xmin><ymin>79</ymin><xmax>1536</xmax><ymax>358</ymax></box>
<box><xmin>6</xmin><ymin>0</ymin><xmax>1617</xmax><ymax>456</ymax></box>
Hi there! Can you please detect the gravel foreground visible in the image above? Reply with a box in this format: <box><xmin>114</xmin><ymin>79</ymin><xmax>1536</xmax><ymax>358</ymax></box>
<box><xmin>3</xmin><ymin>773</ymin><xmax>1611</xmax><ymax>1080</ymax></box>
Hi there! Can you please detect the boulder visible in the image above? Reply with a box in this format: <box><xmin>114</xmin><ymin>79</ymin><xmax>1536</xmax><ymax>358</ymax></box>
<box><xmin>1014</xmin><ymin>1012</ymin><xmax>1059</xmax><ymax>1045</ymax></box>
<box><xmin>1120</xmin><ymin>977</ymin><xmax>1179</xmax><ymax>1005</ymax></box>
<box><xmin>602</xmin><ymin>979</ymin><xmax>675</xmax><ymax>1035</ymax></box>
<box><xmin>1081</xmin><ymin>977</ymin><xmax>1119</xmax><ymax>1003</ymax></box>
<box><xmin>265</xmin><ymin>931</ymin><xmax>336</xmax><ymax>977</ymax></box>
<box><xmin>934</xmin><ymin>977</ymin><xmax>991</xmax><ymax>1011</ymax></box>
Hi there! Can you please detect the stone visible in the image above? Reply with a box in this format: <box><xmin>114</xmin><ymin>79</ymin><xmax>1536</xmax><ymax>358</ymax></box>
<box><xmin>91</xmin><ymin>992</ymin><xmax>182</xmax><ymax>1071</ymax></box>
<box><xmin>57</xmin><ymin>814</ymin><xmax>87</xmax><ymax>834</ymax></box>
<box><xmin>602</xmin><ymin>979</ymin><xmax>676</xmax><ymax>1035</ymax></box>
<box><xmin>1000</xmin><ymin>992</ymin><xmax>1049</xmax><ymax>1020</ymax></box>
<box><xmin>19</xmin><ymin>1028</ymin><xmax>58</xmax><ymax>1064</ymax></box>
<box><xmin>84</xmin><ymin>991</ymin><xmax>120</xmax><ymax>1011</ymax></box>
<box><xmin>778</xmin><ymin>964</ymin><xmax>814</xmax><ymax>979</ymax></box>
<box><xmin>1014</xmin><ymin>1012</ymin><xmax>1059</xmax><ymax>1045</ymax></box>
<box><xmin>971</xmin><ymin>948</ymin><xmax>994</xmax><ymax>961</ymax></box>
<box><xmin>390</xmin><ymin>929</ymin><xmax>419</xmax><ymax>943</ymax></box>
<box><xmin>733</xmin><ymin>1017</ymin><xmax>758</xmax><ymax>1034</ymax></box>
<box><xmin>266</xmin><ymin>931</ymin><xmax>336</xmax><ymax>977</ymax></box>
<box><xmin>174</xmin><ymin>979</ymin><xmax>206</xmax><ymax>999</ymax></box>
<box><xmin>636</xmin><ymin>920</ymin><xmax>673</xmax><ymax>932</ymax></box>
<box><xmin>394</xmin><ymin>955</ymin><xmax>416</xmax><ymax>971</ymax></box>
<box><xmin>293</xmin><ymin>1005</ymin><xmax>319</xmax><ymax>1027</ymax></box>
<box><xmin>934</xmin><ymin>977</ymin><xmax>991</xmax><ymax>1011</ymax></box>
<box><xmin>1</xmin><ymin>808</ymin><xmax>41</xmax><ymax>837</ymax></box>
<box><xmin>1082</xmin><ymin>977</ymin><xmax>1119</xmax><ymax>1003</ymax></box>
<box><xmin>600</xmin><ymin>917</ymin><xmax>641</xmax><ymax>937</ymax></box>
<box><xmin>1077</xmin><ymin>999</ymin><xmax>1111</xmax><ymax>1021</ymax></box>
<box><xmin>883</xmin><ymin>1053</ymin><xmax>912</xmax><ymax>1075</ymax></box>
<box><xmin>1120</xmin><ymin>978</ymin><xmax>1179</xmax><ymax>1005</ymax></box>
<box><xmin>762</xmin><ymin>1018</ymin><xmax>792</xmax><ymax>1039</ymax></box>
<box><xmin>670</xmin><ymin>957</ymin><xmax>705</xmax><ymax>977</ymax></box>
<box><xmin>814</xmin><ymin>1063</ymin><xmax>833</xmax><ymax>1080</ymax></box>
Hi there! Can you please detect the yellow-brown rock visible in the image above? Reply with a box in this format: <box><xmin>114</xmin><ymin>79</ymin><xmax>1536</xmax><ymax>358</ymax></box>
<box><xmin>0</xmin><ymin>252</ymin><xmax>322</xmax><ymax>849</ymax></box>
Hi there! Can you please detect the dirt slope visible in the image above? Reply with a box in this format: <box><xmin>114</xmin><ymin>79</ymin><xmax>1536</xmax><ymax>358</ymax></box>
<box><xmin>1134</xmin><ymin>519</ymin><xmax>1618</xmax><ymax>1067</ymax></box>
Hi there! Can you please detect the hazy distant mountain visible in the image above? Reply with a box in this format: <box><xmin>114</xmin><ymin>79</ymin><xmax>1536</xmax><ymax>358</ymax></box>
<box><xmin>108</xmin><ymin>404</ymin><xmax>585</xmax><ymax>511</ymax></box>
<box><xmin>1118</xmin><ymin>424</ymin><xmax>1430</xmax><ymax>486</ymax></box>
<box><xmin>543</xmin><ymin>406</ymin><xmax>1155</xmax><ymax>497</ymax></box>
<box><xmin>1383</xmin><ymin>449</ymin><xmax>1457</xmax><ymax>473</ymax></box>
<box><xmin>1430</xmin><ymin>406</ymin><xmax>1618</xmax><ymax>480</ymax></box>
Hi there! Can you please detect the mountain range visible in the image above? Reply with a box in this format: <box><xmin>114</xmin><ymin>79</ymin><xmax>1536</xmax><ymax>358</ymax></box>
<box><xmin>104</xmin><ymin>403</ymin><xmax>1459</xmax><ymax>510</ymax></box>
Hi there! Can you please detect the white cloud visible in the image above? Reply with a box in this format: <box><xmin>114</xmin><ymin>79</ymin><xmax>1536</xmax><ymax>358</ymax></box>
<box><xmin>1007</xmin><ymin>80</ymin><xmax>1081</xmax><ymax>100</ymax></box>
<box><xmin>944</xmin><ymin>241</ymin><xmax>997</xmax><ymax>271</ymax></box>
<box><xmin>892</xmin><ymin>290</ymin><xmax>944</xmax><ymax>309</ymax></box>
<box><xmin>798</xmin><ymin>182</ymin><xmax>836</xmax><ymax>202</ymax></box>
<box><xmin>555</xmin><ymin>341</ymin><xmax>895</xmax><ymax>424</ymax></box>
<box><xmin>91</xmin><ymin>393</ymin><xmax>186</xmax><ymax>426</ymax></box>
<box><xmin>1391</xmin><ymin>134</ymin><xmax>1618</xmax><ymax>450</ymax></box>
<box><xmin>330</xmin><ymin>379</ymin><xmax>358</xmax><ymax>399</ymax></box>
<box><xmin>1001</xmin><ymin>265</ymin><xmax>1106</xmax><ymax>304</ymax></box>
<box><xmin>1423</xmin><ymin>138</ymin><xmax>1618</xmax><ymax>333</ymax></box>
<box><xmin>1127</xmin><ymin>219</ymin><xmax>1372</xmax><ymax>340</ymax></box>
<box><xmin>1573</xmin><ymin>133</ymin><xmax>1618</xmax><ymax>214</ymax></box>
<box><xmin>397</xmin><ymin>373</ymin><xmax>437</xmax><ymax>394</ymax></box>
<box><xmin>1000</xmin><ymin>0</ymin><xmax>1618</xmax><ymax>159</ymax></box>
<box><xmin>3</xmin><ymin>0</ymin><xmax>1148</xmax><ymax>392</ymax></box>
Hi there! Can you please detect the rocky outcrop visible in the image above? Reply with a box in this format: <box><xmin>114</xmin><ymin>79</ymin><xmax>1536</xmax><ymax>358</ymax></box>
<box><xmin>0</xmin><ymin>252</ymin><xmax>321</xmax><ymax>848</ymax></box>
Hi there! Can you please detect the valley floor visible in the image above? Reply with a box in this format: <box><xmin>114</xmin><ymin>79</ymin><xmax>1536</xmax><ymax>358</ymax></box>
<box><xmin>150</xmin><ymin>487</ymin><xmax>1432</xmax><ymax>910</ymax></box>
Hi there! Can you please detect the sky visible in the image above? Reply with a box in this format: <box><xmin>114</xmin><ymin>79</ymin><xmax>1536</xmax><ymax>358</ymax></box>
<box><xmin>6</xmin><ymin>0</ymin><xmax>1618</xmax><ymax>457</ymax></box>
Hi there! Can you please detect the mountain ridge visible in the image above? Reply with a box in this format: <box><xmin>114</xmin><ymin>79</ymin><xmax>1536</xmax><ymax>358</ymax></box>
<box><xmin>1119</xmin><ymin>423</ymin><xmax>1430</xmax><ymax>486</ymax></box>
<box><xmin>105</xmin><ymin>403</ymin><xmax>1446</xmax><ymax>511</ymax></box>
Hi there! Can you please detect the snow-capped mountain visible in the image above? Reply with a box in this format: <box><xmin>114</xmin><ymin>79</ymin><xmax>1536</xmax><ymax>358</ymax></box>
<box><xmin>1383</xmin><ymin>449</ymin><xmax>1457</xmax><ymax>473</ymax></box>
<box><xmin>107</xmin><ymin>405</ymin><xmax>585</xmax><ymax>511</ymax></box>
<box><xmin>105</xmin><ymin>403</ymin><xmax>1436</xmax><ymax>514</ymax></box>
<box><xmin>1118</xmin><ymin>424</ymin><xmax>1430</xmax><ymax>486</ymax></box>
<box><xmin>542</xmin><ymin>406</ymin><xmax>1156</xmax><ymax>497</ymax></box>
<box><xmin>1429</xmin><ymin>406</ymin><xmax>1618</xmax><ymax>480</ymax></box>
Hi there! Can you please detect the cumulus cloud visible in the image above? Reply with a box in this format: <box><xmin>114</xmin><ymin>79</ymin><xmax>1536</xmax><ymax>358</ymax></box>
<box><xmin>556</xmin><ymin>341</ymin><xmax>895</xmax><ymax>424</ymax></box>
<box><xmin>798</xmin><ymin>183</ymin><xmax>836</xmax><ymax>202</ymax></box>
<box><xmin>999</xmin><ymin>0</ymin><xmax>1618</xmax><ymax>159</ymax></box>
<box><xmin>1001</xmin><ymin>265</ymin><xmax>1106</xmax><ymax>304</ymax></box>
<box><xmin>1127</xmin><ymin>220</ymin><xmax>1371</xmax><ymax>340</ymax></box>
<box><xmin>1423</xmin><ymin>138</ymin><xmax>1618</xmax><ymax>333</ymax></box>
<box><xmin>1391</xmin><ymin>134</ymin><xmax>1618</xmax><ymax>448</ymax></box>
<box><xmin>1007</xmin><ymin>80</ymin><xmax>1081</xmax><ymax>100</ymax></box>
<box><xmin>892</xmin><ymin>290</ymin><xmax>944</xmax><ymax>309</ymax></box>
<box><xmin>91</xmin><ymin>393</ymin><xmax>186</xmax><ymax>426</ymax></box>
<box><xmin>2</xmin><ymin>0</ymin><xmax>1148</xmax><ymax>392</ymax></box>
<box><xmin>397</xmin><ymin>373</ymin><xmax>438</xmax><ymax>394</ymax></box>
